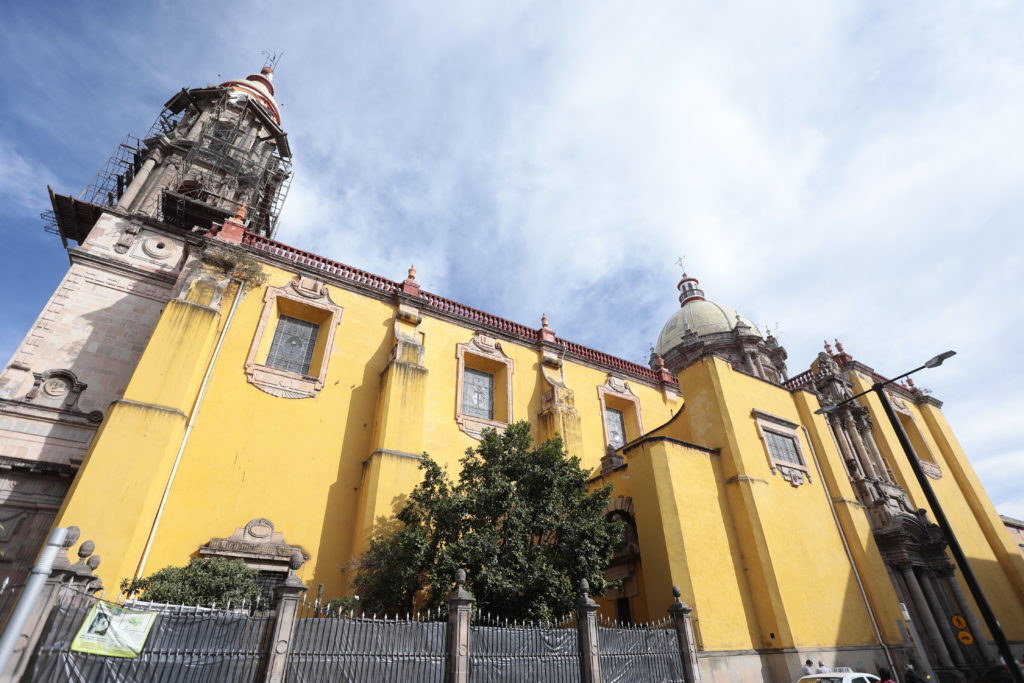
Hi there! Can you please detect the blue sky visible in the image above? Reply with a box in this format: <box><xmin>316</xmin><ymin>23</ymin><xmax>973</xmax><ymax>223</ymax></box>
<box><xmin>1</xmin><ymin>1</ymin><xmax>1022</xmax><ymax>517</ymax></box>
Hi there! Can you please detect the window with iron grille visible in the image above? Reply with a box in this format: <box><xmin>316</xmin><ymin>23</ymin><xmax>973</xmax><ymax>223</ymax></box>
<box><xmin>266</xmin><ymin>315</ymin><xmax>319</xmax><ymax>375</ymax></box>
<box><xmin>605</xmin><ymin>407</ymin><xmax>626</xmax><ymax>448</ymax></box>
<box><xmin>462</xmin><ymin>368</ymin><xmax>494</xmax><ymax>420</ymax></box>
<box><xmin>763</xmin><ymin>430</ymin><xmax>802</xmax><ymax>466</ymax></box>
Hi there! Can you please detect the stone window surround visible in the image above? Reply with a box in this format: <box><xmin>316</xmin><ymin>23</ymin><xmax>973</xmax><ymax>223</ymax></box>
<box><xmin>597</xmin><ymin>376</ymin><xmax>643</xmax><ymax>449</ymax></box>
<box><xmin>455</xmin><ymin>333</ymin><xmax>514</xmax><ymax>439</ymax></box>
<box><xmin>751</xmin><ymin>409</ymin><xmax>811</xmax><ymax>487</ymax></box>
<box><xmin>245</xmin><ymin>276</ymin><xmax>343</xmax><ymax>399</ymax></box>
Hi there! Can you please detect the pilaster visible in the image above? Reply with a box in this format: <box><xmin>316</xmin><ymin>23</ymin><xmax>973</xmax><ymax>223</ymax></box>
<box><xmin>353</xmin><ymin>295</ymin><xmax>429</xmax><ymax>557</ymax></box>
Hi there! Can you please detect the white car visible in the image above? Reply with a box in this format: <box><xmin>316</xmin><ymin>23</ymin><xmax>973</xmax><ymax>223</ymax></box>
<box><xmin>798</xmin><ymin>673</ymin><xmax>880</xmax><ymax>683</ymax></box>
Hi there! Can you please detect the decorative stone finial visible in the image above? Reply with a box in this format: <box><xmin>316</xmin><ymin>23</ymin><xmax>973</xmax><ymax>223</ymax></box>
<box><xmin>401</xmin><ymin>264</ymin><xmax>421</xmax><ymax>296</ymax></box>
<box><xmin>834</xmin><ymin>339</ymin><xmax>844</xmax><ymax>353</ymax></box>
<box><xmin>63</xmin><ymin>526</ymin><xmax>81</xmax><ymax>549</ymax></box>
<box><xmin>672</xmin><ymin>585</ymin><xmax>681</xmax><ymax>599</ymax></box>
<box><xmin>78</xmin><ymin>540</ymin><xmax>95</xmax><ymax>560</ymax></box>
<box><xmin>289</xmin><ymin>551</ymin><xmax>305</xmax><ymax>571</ymax></box>
<box><xmin>234</xmin><ymin>202</ymin><xmax>248</xmax><ymax>222</ymax></box>
<box><xmin>824</xmin><ymin>340</ymin><xmax>833</xmax><ymax>355</ymax></box>
<box><xmin>456</xmin><ymin>568</ymin><xmax>466</xmax><ymax>585</ymax></box>
<box><xmin>578</xmin><ymin>578</ymin><xmax>590</xmax><ymax>597</ymax></box>
<box><xmin>539</xmin><ymin>312</ymin><xmax>557</xmax><ymax>342</ymax></box>
<box><xmin>86</xmin><ymin>554</ymin><xmax>101</xmax><ymax>570</ymax></box>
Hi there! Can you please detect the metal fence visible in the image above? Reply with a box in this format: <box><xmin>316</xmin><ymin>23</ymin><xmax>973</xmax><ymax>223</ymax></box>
<box><xmin>598</xmin><ymin>618</ymin><xmax>686</xmax><ymax>683</ymax></box>
<box><xmin>8</xmin><ymin>555</ymin><xmax>700</xmax><ymax>683</ymax></box>
<box><xmin>284</xmin><ymin>600</ymin><xmax>446</xmax><ymax>682</ymax></box>
<box><xmin>26</xmin><ymin>584</ymin><xmax>275</xmax><ymax>683</ymax></box>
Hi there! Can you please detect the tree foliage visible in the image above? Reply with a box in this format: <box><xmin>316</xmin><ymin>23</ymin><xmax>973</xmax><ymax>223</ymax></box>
<box><xmin>353</xmin><ymin>422</ymin><xmax>621</xmax><ymax>621</ymax></box>
<box><xmin>120</xmin><ymin>557</ymin><xmax>263</xmax><ymax>606</ymax></box>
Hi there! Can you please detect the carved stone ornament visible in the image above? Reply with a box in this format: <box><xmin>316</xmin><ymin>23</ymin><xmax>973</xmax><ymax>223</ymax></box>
<box><xmin>113</xmin><ymin>220</ymin><xmax>142</xmax><ymax>254</ymax></box>
<box><xmin>244</xmin><ymin>277</ymin><xmax>344</xmax><ymax>399</ymax></box>
<box><xmin>198</xmin><ymin>518</ymin><xmax>308</xmax><ymax>571</ymax></box>
<box><xmin>140</xmin><ymin>236</ymin><xmax>174</xmax><ymax>260</ymax></box>
<box><xmin>290</xmin><ymin>275</ymin><xmax>329</xmax><ymax>299</ymax></box>
<box><xmin>918</xmin><ymin>459</ymin><xmax>943</xmax><ymax>480</ymax></box>
<box><xmin>23</xmin><ymin>368</ymin><xmax>101</xmax><ymax>420</ymax></box>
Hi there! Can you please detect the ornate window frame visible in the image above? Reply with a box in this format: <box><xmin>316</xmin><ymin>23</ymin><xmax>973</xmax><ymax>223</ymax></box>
<box><xmin>245</xmin><ymin>276</ymin><xmax>343</xmax><ymax>399</ymax></box>
<box><xmin>752</xmin><ymin>409</ymin><xmax>811</xmax><ymax>487</ymax></box>
<box><xmin>597</xmin><ymin>375</ymin><xmax>643</xmax><ymax>448</ymax></box>
<box><xmin>455</xmin><ymin>333</ymin><xmax>514</xmax><ymax>438</ymax></box>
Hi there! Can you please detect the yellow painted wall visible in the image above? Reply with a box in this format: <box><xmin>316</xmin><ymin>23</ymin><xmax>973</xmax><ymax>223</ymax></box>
<box><xmin>53</xmin><ymin>249</ymin><xmax>1024</xmax><ymax>668</ymax></box>
<box><xmin>57</xmin><ymin>260</ymin><xmax>675</xmax><ymax>599</ymax></box>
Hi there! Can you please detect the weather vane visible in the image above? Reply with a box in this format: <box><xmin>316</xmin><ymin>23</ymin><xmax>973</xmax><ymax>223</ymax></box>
<box><xmin>261</xmin><ymin>51</ymin><xmax>285</xmax><ymax>71</ymax></box>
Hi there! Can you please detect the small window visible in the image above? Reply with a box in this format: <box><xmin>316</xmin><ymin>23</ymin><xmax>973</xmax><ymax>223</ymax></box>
<box><xmin>462</xmin><ymin>367</ymin><xmax>494</xmax><ymax>420</ymax></box>
<box><xmin>752</xmin><ymin>409</ymin><xmax>811</xmax><ymax>487</ymax></box>
<box><xmin>266</xmin><ymin>315</ymin><xmax>319</xmax><ymax>375</ymax></box>
<box><xmin>455</xmin><ymin>334</ymin><xmax>514</xmax><ymax>439</ymax></box>
<box><xmin>605</xmin><ymin>407</ymin><xmax>626</xmax><ymax>449</ymax></box>
<box><xmin>763</xmin><ymin>430</ymin><xmax>802</xmax><ymax>466</ymax></box>
<box><xmin>597</xmin><ymin>376</ymin><xmax>643</xmax><ymax>449</ymax></box>
<box><xmin>244</xmin><ymin>276</ymin><xmax>344</xmax><ymax>399</ymax></box>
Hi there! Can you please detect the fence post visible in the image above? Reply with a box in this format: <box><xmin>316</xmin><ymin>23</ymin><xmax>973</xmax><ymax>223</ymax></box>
<box><xmin>262</xmin><ymin>551</ymin><xmax>308</xmax><ymax>683</ymax></box>
<box><xmin>1</xmin><ymin>527</ymin><xmax>104</xmax><ymax>683</ymax></box>
<box><xmin>445</xmin><ymin>568</ymin><xmax>474</xmax><ymax>683</ymax></box>
<box><xmin>668</xmin><ymin>586</ymin><xmax>702</xmax><ymax>683</ymax></box>
<box><xmin>576</xmin><ymin>579</ymin><xmax>601</xmax><ymax>683</ymax></box>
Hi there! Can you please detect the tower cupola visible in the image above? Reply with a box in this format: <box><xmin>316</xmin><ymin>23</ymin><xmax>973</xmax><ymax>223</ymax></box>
<box><xmin>677</xmin><ymin>273</ymin><xmax>705</xmax><ymax>306</ymax></box>
<box><xmin>220</xmin><ymin>66</ymin><xmax>282</xmax><ymax>124</ymax></box>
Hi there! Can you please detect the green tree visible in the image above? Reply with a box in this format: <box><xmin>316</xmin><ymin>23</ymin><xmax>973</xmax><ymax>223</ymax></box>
<box><xmin>119</xmin><ymin>557</ymin><xmax>263</xmax><ymax>606</ymax></box>
<box><xmin>353</xmin><ymin>422</ymin><xmax>621</xmax><ymax>621</ymax></box>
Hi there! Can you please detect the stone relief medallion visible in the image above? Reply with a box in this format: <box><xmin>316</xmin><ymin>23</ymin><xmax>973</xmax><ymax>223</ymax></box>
<box><xmin>141</xmin><ymin>236</ymin><xmax>174</xmax><ymax>260</ymax></box>
<box><xmin>41</xmin><ymin>377</ymin><xmax>70</xmax><ymax>397</ymax></box>
<box><xmin>245</xmin><ymin>518</ymin><xmax>275</xmax><ymax>539</ymax></box>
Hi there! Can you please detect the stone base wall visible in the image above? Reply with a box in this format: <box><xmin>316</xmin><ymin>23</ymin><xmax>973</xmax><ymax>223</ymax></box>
<box><xmin>697</xmin><ymin>643</ymin><xmax>914</xmax><ymax>683</ymax></box>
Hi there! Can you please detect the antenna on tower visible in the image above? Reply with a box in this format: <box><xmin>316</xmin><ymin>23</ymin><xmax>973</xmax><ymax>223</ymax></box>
<box><xmin>261</xmin><ymin>50</ymin><xmax>285</xmax><ymax>71</ymax></box>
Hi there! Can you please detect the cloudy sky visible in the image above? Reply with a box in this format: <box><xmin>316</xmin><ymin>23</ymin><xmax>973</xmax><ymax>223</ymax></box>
<box><xmin>1</xmin><ymin>1</ymin><xmax>1021</xmax><ymax>516</ymax></box>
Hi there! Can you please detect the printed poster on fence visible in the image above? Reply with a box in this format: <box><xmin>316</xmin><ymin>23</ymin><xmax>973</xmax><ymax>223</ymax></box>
<box><xmin>70</xmin><ymin>602</ymin><xmax>157</xmax><ymax>658</ymax></box>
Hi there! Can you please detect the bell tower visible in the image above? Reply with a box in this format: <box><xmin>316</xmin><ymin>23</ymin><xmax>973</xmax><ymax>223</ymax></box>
<box><xmin>47</xmin><ymin>65</ymin><xmax>291</xmax><ymax>245</ymax></box>
<box><xmin>0</xmin><ymin>65</ymin><xmax>292</xmax><ymax>595</ymax></box>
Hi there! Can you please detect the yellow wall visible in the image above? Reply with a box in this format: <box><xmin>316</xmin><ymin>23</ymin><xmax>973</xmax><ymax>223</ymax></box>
<box><xmin>54</xmin><ymin>250</ymin><xmax>1024</xmax><ymax>665</ymax></box>
<box><xmin>56</xmin><ymin>260</ymin><xmax>675</xmax><ymax>599</ymax></box>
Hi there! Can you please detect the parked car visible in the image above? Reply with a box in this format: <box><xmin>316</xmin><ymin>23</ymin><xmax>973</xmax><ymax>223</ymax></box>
<box><xmin>797</xmin><ymin>672</ymin><xmax>880</xmax><ymax>683</ymax></box>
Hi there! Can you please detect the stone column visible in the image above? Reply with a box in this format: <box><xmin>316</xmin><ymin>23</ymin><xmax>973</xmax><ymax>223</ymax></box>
<box><xmin>576</xmin><ymin>579</ymin><xmax>601</xmax><ymax>683</ymax></box>
<box><xmin>860</xmin><ymin>426</ymin><xmax>893</xmax><ymax>483</ymax></box>
<box><xmin>900</xmin><ymin>563</ymin><xmax>955</xmax><ymax>669</ymax></box>
<box><xmin>943</xmin><ymin>566</ymin><xmax>997</xmax><ymax>664</ymax></box>
<box><xmin>669</xmin><ymin>586</ymin><xmax>702</xmax><ymax>683</ymax></box>
<box><xmin>844</xmin><ymin>414</ymin><xmax>880</xmax><ymax>480</ymax></box>
<box><xmin>445</xmin><ymin>569</ymin><xmax>474</xmax><ymax>683</ymax></box>
<box><xmin>918</xmin><ymin>568</ymin><xmax>966</xmax><ymax>667</ymax></box>
<box><xmin>828</xmin><ymin>416</ymin><xmax>863</xmax><ymax>478</ymax></box>
<box><xmin>263</xmin><ymin>552</ymin><xmax>308</xmax><ymax>683</ymax></box>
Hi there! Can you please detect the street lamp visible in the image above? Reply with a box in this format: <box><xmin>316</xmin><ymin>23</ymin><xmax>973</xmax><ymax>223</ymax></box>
<box><xmin>816</xmin><ymin>350</ymin><xmax>1022</xmax><ymax>683</ymax></box>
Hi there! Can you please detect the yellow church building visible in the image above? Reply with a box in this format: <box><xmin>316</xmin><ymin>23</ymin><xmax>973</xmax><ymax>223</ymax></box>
<box><xmin>1</xmin><ymin>65</ymin><xmax>1022</xmax><ymax>682</ymax></box>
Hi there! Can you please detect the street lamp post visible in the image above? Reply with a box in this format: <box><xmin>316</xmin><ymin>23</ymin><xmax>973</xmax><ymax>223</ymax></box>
<box><xmin>816</xmin><ymin>351</ymin><xmax>1022</xmax><ymax>683</ymax></box>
